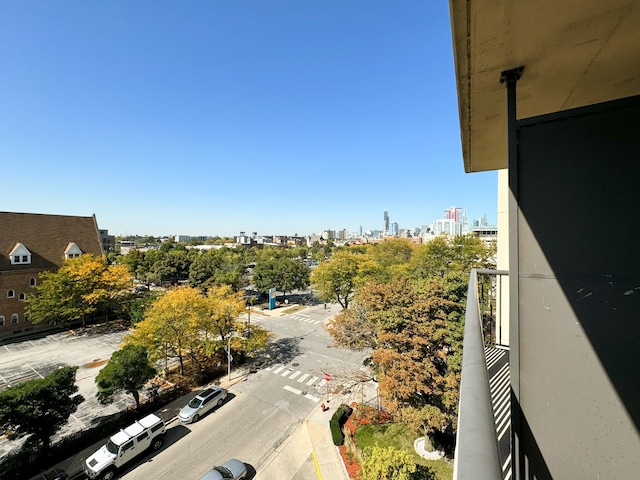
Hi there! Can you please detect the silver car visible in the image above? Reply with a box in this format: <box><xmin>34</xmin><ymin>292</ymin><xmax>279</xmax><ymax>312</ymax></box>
<box><xmin>178</xmin><ymin>386</ymin><xmax>227</xmax><ymax>424</ymax></box>
<box><xmin>199</xmin><ymin>459</ymin><xmax>247</xmax><ymax>480</ymax></box>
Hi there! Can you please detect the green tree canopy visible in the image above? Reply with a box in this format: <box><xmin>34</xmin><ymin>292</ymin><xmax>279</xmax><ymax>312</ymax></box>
<box><xmin>189</xmin><ymin>248</ymin><xmax>247</xmax><ymax>291</ymax></box>
<box><xmin>152</xmin><ymin>249</ymin><xmax>192</xmax><ymax>284</ymax></box>
<box><xmin>0</xmin><ymin>366</ymin><xmax>83</xmax><ymax>452</ymax></box>
<box><xmin>252</xmin><ymin>251</ymin><xmax>310</xmax><ymax>299</ymax></box>
<box><xmin>310</xmin><ymin>249</ymin><xmax>375</xmax><ymax>309</ymax></box>
<box><xmin>96</xmin><ymin>344</ymin><xmax>156</xmax><ymax>409</ymax></box>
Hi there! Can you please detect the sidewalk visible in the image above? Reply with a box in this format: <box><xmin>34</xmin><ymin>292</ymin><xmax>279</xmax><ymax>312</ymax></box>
<box><xmin>254</xmin><ymin>401</ymin><xmax>348</xmax><ymax>480</ymax></box>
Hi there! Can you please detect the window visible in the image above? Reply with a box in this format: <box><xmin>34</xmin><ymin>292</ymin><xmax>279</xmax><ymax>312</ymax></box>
<box><xmin>137</xmin><ymin>432</ymin><xmax>149</xmax><ymax>442</ymax></box>
<box><xmin>30</xmin><ymin>277</ymin><xmax>37</xmax><ymax>287</ymax></box>
<box><xmin>7</xmin><ymin>290</ymin><xmax>15</xmax><ymax>299</ymax></box>
<box><xmin>151</xmin><ymin>423</ymin><xmax>164</xmax><ymax>433</ymax></box>
<box><xmin>64</xmin><ymin>242</ymin><xmax>83</xmax><ymax>260</ymax></box>
<box><xmin>9</xmin><ymin>243</ymin><xmax>32</xmax><ymax>265</ymax></box>
<box><xmin>11</xmin><ymin>314</ymin><xmax>18</xmax><ymax>324</ymax></box>
<box><xmin>0</xmin><ymin>316</ymin><xmax>4</xmax><ymax>326</ymax></box>
<box><xmin>122</xmin><ymin>440</ymin><xmax>134</xmax><ymax>452</ymax></box>
<box><xmin>19</xmin><ymin>293</ymin><xmax>26</xmax><ymax>301</ymax></box>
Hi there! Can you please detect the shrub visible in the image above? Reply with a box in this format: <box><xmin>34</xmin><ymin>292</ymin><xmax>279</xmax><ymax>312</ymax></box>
<box><xmin>330</xmin><ymin>403</ymin><xmax>353</xmax><ymax>446</ymax></box>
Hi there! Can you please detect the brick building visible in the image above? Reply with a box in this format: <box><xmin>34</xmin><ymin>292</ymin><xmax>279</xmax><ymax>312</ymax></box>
<box><xmin>0</xmin><ymin>212</ymin><xmax>103</xmax><ymax>339</ymax></box>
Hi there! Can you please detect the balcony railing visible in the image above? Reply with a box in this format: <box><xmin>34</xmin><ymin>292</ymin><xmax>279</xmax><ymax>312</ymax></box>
<box><xmin>453</xmin><ymin>269</ymin><xmax>509</xmax><ymax>480</ymax></box>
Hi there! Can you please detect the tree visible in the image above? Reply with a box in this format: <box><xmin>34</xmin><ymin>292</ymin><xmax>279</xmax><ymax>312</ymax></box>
<box><xmin>366</xmin><ymin>238</ymin><xmax>414</xmax><ymax>281</ymax></box>
<box><xmin>125</xmin><ymin>287</ymin><xmax>205</xmax><ymax>375</ymax></box>
<box><xmin>0</xmin><ymin>366</ymin><xmax>83</xmax><ymax>452</ymax></box>
<box><xmin>125</xmin><ymin>286</ymin><xmax>269</xmax><ymax>376</ymax></box>
<box><xmin>360</xmin><ymin>445</ymin><xmax>418</xmax><ymax>480</ymax></box>
<box><xmin>404</xmin><ymin>404</ymin><xmax>448</xmax><ymax>445</ymax></box>
<box><xmin>152</xmin><ymin>249</ymin><xmax>192</xmax><ymax>284</ymax></box>
<box><xmin>252</xmin><ymin>252</ymin><xmax>309</xmax><ymax>299</ymax></box>
<box><xmin>408</xmin><ymin>235</ymin><xmax>495</xmax><ymax>280</ymax></box>
<box><xmin>96</xmin><ymin>345</ymin><xmax>156</xmax><ymax>409</ymax></box>
<box><xmin>26</xmin><ymin>254</ymin><xmax>133</xmax><ymax>328</ymax></box>
<box><xmin>310</xmin><ymin>249</ymin><xmax>373</xmax><ymax>309</ymax></box>
<box><xmin>189</xmin><ymin>248</ymin><xmax>246</xmax><ymax>291</ymax></box>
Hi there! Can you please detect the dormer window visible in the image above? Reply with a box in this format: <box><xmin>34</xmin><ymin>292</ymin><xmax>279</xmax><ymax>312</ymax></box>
<box><xmin>9</xmin><ymin>243</ymin><xmax>32</xmax><ymax>265</ymax></box>
<box><xmin>64</xmin><ymin>242</ymin><xmax>83</xmax><ymax>260</ymax></box>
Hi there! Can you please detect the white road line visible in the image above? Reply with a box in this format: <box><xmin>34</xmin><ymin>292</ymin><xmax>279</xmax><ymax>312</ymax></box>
<box><xmin>273</xmin><ymin>366</ymin><xmax>284</xmax><ymax>374</ymax></box>
<box><xmin>284</xmin><ymin>385</ymin><xmax>302</xmax><ymax>395</ymax></box>
<box><xmin>289</xmin><ymin>371</ymin><xmax>301</xmax><ymax>380</ymax></box>
<box><xmin>27</xmin><ymin>363</ymin><xmax>44</xmax><ymax>379</ymax></box>
<box><xmin>306</xmin><ymin>376</ymin><xmax>318</xmax><ymax>386</ymax></box>
<box><xmin>297</xmin><ymin>373</ymin><xmax>310</xmax><ymax>383</ymax></box>
<box><xmin>305</xmin><ymin>393</ymin><xmax>320</xmax><ymax>402</ymax></box>
<box><xmin>281</xmin><ymin>370</ymin><xmax>292</xmax><ymax>377</ymax></box>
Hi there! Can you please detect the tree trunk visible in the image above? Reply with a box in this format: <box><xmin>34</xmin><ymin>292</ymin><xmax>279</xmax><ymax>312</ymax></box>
<box><xmin>132</xmin><ymin>390</ymin><xmax>140</xmax><ymax>409</ymax></box>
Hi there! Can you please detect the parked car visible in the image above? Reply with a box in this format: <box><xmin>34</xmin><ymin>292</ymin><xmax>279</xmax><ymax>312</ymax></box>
<box><xmin>199</xmin><ymin>459</ymin><xmax>247</xmax><ymax>480</ymax></box>
<box><xmin>178</xmin><ymin>386</ymin><xmax>227</xmax><ymax>424</ymax></box>
<box><xmin>29</xmin><ymin>468</ymin><xmax>68</xmax><ymax>480</ymax></box>
<box><xmin>84</xmin><ymin>413</ymin><xmax>165</xmax><ymax>480</ymax></box>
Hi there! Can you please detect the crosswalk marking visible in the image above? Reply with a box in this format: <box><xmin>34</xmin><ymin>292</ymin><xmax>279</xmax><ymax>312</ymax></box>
<box><xmin>282</xmin><ymin>385</ymin><xmax>320</xmax><ymax>403</ymax></box>
<box><xmin>284</xmin><ymin>385</ymin><xmax>302</xmax><ymax>395</ymax></box>
<box><xmin>297</xmin><ymin>373</ymin><xmax>309</xmax><ymax>383</ymax></box>
<box><xmin>307</xmin><ymin>376</ymin><xmax>318</xmax><ymax>386</ymax></box>
<box><xmin>281</xmin><ymin>369</ymin><xmax>292</xmax><ymax>377</ymax></box>
<box><xmin>289</xmin><ymin>314</ymin><xmax>322</xmax><ymax>325</ymax></box>
<box><xmin>289</xmin><ymin>371</ymin><xmax>301</xmax><ymax>380</ymax></box>
<box><xmin>273</xmin><ymin>366</ymin><xmax>284</xmax><ymax>374</ymax></box>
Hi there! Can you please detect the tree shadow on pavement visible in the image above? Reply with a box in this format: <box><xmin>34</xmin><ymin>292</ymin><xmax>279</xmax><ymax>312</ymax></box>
<box><xmin>260</xmin><ymin>337</ymin><xmax>302</xmax><ymax>367</ymax></box>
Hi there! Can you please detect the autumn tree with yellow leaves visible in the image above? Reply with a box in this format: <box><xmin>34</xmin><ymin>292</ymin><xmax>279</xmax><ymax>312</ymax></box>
<box><xmin>26</xmin><ymin>254</ymin><xmax>133</xmax><ymax>328</ymax></box>
<box><xmin>125</xmin><ymin>286</ymin><xmax>272</xmax><ymax>376</ymax></box>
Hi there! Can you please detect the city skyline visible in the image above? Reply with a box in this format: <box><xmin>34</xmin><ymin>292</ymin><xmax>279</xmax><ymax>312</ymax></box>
<box><xmin>1</xmin><ymin>2</ymin><xmax>497</xmax><ymax>237</ymax></box>
<box><xmin>116</xmin><ymin>205</ymin><xmax>492</xmax><ymax>240</ymax></box>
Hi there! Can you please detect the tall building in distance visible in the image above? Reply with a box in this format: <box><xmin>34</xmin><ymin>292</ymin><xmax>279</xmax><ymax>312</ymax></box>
<box><xmin>432</xmin><ymin>206</ymin><xmax>469</xmax><ymax>236</ymax></box>
<box><xmin>383</xmin><ymin>210</ymin><xmax>389</xmax><ymax>236</ymax></box>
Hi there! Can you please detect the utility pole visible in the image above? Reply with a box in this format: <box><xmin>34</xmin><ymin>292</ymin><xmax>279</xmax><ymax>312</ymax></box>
<box><xmin>226</xmin><ymin>336</ymin><xmax>232</xmax><ymax>381</ymax></box>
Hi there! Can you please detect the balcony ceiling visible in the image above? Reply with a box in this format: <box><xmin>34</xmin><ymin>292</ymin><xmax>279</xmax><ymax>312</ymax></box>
<box><xmin>449</xmin><ymin>0</ymin><xmax>640</xmax><ymax>172</ymax></box>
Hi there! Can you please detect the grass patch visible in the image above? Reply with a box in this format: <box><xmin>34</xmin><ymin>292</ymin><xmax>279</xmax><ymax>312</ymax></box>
<box><xmin>354</xmin><ymin>423</ymin><xmax>453</xmax><ymax>480</ymax></box>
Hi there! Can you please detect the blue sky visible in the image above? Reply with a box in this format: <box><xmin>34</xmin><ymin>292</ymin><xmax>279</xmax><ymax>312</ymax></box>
<box><xmin>1</xmin><ymin>1</ymin><xmax>496</xmax><ymax>237</ymax></box>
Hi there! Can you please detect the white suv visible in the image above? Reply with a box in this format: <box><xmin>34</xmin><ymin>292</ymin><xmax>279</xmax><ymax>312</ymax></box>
<box><xmin>84</xmin><ymin>413</ymin><xmax>165</xmax><ymax>480</ymax></box>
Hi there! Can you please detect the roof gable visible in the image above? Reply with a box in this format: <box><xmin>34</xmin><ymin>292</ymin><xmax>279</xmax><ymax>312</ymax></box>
<box><xmin>9</xmin><ymin>243</ymin><xmax>31</xmax><ymax>257</ymax></box>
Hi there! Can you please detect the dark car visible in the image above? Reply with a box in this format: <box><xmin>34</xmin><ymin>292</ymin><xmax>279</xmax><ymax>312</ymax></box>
<box><xmin>29</xmin><ymin>468</ymin><xmax>68</xmax><ymax>480</ymax></box>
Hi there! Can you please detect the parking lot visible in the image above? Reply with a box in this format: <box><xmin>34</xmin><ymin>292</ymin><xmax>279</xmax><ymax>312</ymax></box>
<box><xmin>0</xmin><ymin>327</ymin><xmax>133</xmax><ymax>459</ymax></box>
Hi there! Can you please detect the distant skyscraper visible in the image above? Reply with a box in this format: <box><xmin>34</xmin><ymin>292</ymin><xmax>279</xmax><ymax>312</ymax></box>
<box><xmin>383</xmin><ymin>210</ymin><xmax>389</xmax><ymax>235</ymax></box>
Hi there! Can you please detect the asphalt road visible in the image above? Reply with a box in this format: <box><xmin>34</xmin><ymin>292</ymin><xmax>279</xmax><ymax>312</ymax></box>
<box><xmin>1</xmin><ymin>303</ymin><xmax>373</xmax><ymax>479</ymax></box>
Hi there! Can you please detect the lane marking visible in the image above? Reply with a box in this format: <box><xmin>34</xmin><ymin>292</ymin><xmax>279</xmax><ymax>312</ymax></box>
<box><xmin>284</xmin><ymin>385</ymin><xmax>302</xmax><ymax>395</ymax></box>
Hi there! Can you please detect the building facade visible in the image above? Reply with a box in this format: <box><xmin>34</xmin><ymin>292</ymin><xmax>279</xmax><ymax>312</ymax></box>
<box><xmin>0</xmin><ymin>212</ymin><xmax>103</xmax><ymax>339</ymax></box>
